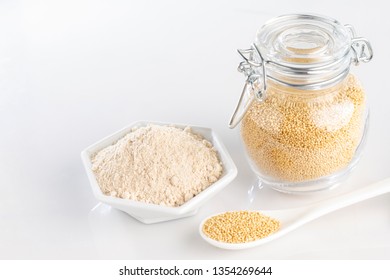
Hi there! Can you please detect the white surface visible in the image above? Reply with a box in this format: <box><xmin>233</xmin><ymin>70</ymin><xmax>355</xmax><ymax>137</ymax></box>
<box><xmin>1</xmin><ymin>0</ymin><xmax>389</xmax><ymax>259</ymax></box>
<box><xmin>81</xmin><ymin>120</ymin><xmax>237</xmax><ymax>224</ymax></box>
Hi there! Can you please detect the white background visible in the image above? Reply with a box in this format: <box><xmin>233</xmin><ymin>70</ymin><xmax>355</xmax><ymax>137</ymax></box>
<box><xmin>1</xmin><ymin>0</ymin><xmax>389</xmax><ymax>259</ymax></box>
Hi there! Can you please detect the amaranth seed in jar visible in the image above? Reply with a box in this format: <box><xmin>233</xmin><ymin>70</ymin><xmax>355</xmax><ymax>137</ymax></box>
<box><xmin>230</xmin><ymin>14</ymin><xmax>373</xmax><ymax>192</ymax></box>
<box><xmin>241</xmin><ymin>74</ymin><xmax>366</xmax><ymax>182</ymax></box>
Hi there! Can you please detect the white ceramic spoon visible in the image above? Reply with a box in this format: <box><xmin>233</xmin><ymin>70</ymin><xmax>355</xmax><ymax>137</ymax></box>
<box><xmin>199</xmin><ymin>178</ymin><xmax>390</xmax><ymax>250</ymax></box>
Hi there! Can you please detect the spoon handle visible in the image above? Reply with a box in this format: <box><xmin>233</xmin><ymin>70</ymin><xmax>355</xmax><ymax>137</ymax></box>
<box><xmin>305</xmin><ymin>177</ymin><xmax>390</xmax><ymax>222</ymax></box>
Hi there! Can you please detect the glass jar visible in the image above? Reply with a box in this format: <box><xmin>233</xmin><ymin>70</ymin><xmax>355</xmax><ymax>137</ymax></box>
<box><xmin>229</xmin><ymin>14</ymin><xmax>373</xmax><ymax>193</ymax></box>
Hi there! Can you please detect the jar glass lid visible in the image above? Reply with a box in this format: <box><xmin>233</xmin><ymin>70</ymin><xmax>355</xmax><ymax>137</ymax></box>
<box><xmin>255</xmin><ymin>14</ymin><xmax>351</xmax><ymax>68</ymax></box>
<box><xmin>251</xmin><ymin>14</ymin><xmax>372</xmax><ymax>89</ymax></box>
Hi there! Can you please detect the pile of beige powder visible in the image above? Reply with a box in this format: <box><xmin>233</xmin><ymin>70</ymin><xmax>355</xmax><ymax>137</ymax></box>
<box><xmin>91</xmin><ymin>124</ymin><xmax>223</xmax><ymax>207</ymax></box>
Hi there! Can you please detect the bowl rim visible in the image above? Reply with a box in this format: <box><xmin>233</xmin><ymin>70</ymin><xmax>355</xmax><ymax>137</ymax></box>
<box><xmin>81</xmin><ymin>120</ymin><xmax>238</xmax><ymax>215</ymax></box>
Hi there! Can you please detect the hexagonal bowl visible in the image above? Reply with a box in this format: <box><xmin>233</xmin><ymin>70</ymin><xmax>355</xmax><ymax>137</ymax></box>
<box><xmin>81</xmin><ymin>120</ymin><xmax>237</xmax><ymax>224</ymax></box>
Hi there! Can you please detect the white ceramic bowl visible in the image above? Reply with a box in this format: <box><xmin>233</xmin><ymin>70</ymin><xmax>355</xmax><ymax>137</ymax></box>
<box><xmin>81</xmin><ymin>120</ymin><xmax>237</xmax><ymax>224</ymax></box>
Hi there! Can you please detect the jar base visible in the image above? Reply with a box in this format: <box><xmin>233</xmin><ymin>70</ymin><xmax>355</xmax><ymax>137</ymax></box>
<box><xmin>247</xmin><ymin>110</ymin><xmax>369</xmax><ymax>194</ymax></box>
<box><xmin>256</xmin><ymin>159</ymin><xmax>359</xmax><ymax>194</ymax></box>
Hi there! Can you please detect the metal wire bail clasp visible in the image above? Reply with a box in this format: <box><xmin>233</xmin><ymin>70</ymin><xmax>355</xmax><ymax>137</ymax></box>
<box><xmin>228</xmin><ymin>44</ymin><xmax>267</xmax><ymax>129</ymax></box>
<box><xmin>345</xmin><ymin>24</ymin><xmax>374</xmax><ymax>65</ymax></box>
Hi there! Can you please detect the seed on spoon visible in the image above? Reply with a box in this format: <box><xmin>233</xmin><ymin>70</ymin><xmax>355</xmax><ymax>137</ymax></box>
<box><xmin>202</xmin><ymin>211</ymin><xmax>281</xmax><ymax>243</ymax></box>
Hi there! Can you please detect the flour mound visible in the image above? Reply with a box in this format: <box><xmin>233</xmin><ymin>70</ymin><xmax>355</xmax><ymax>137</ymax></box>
<box><xmin>91</xmin><ymin>125</ymin><xmax>223</xmax><ymax>207</ymax></box>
